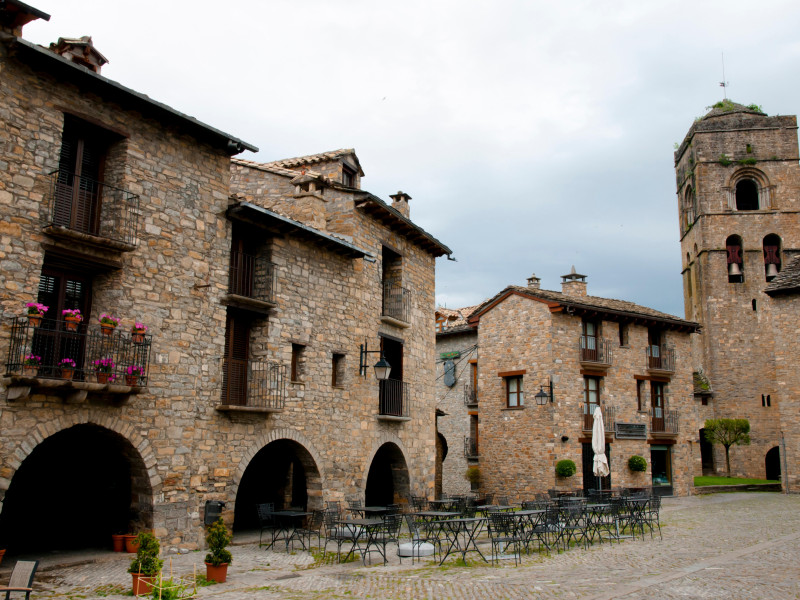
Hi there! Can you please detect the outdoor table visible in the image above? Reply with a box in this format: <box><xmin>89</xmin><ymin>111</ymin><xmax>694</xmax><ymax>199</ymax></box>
<box><xmin>267</xmin><ymin>510</ymin><xmax>311</xmax><ymax>551</ymax></box>
<box><xmin>438</xmin><ymin>517</ymin><xmax>488</xmax><ymax>565</ymax></box>
<box><xmin>510</xmin><ymin>509</ymin><xmax>547</xmax><ymax>551</ymax></box>
<box><xmin>347</xmin><ymin>505</ymin><xmax>389</xmax><ymax>517</ymax></box>
<box><xmin>337</xmin><ymin>517</ymin><xmax>383</xmax><ymax>563</ymax></box>
<box><xmin>477</xmin><ymin>504</ymin><xmax>515</xmax><ymax>514</ymax></box>
<box><xmin>584</xmin><ymin>503</ymin><xmax>616</xmax><ymax>543</ymax></box>
<box><xmin>428</xmin><ymin>499</ymin><xmax>455</xmax><ymax>511</ymax></box>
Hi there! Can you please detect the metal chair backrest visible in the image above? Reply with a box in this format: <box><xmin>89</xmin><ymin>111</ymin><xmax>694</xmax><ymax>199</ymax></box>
<box><xmin>306</xmin><ymin>509</ymin><xmax>324</xmax><ymax>530</ymax></box>
<box><xmin>256</xmin><ymin>503</ymin><xmax>275</xmax><ymax>522</ymax></box>
<box><xmin>488</xmin><ymin>512</ymin><xmax>516</xmax><ymax>537</ymax></box>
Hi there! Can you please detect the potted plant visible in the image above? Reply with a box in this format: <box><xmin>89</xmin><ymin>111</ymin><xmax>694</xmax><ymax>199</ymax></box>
<box><xmin>465</xmin><ymin>465</ymin><xmax>481</xmax><ymax>492</ymax></box>
<box><xmin>628</xmin><ymin>455</ymin><xmax>647</xmax><ymax>473</ymax></box>
<box><xmin>93</xmin><ymin>357</ymin><xmax>116</xmax><ymax>384</ymax></box>
<box><xmin>128</xmin><ymin>532</ymin><xmax>163</xmax><ymax>596</ymax></box>
<box><xmin>555</xmin><ymin>459</ymin><xmax>577</xmax><ymax>481</ymax></box>
<box><xmin>111</xmin><ymin>532</ymin><xmax>125</xmax><ymax>552</ymax></box>
<box><xmin>22</xmin><ymin>354</ymin><xmax>41</xmax><ymax>376</ymax></box>
<box><xmin>25</xmin><ymin>302</ymin><xmax>48</xmax><ymax>327</ymax></box>
<box><xmin>204</xmin><ymin>516</ymin><xmax>232</xmax><ymax>583</ymax></box>
<box><xmin>99</xmin><ymin>313</ymin><xmax>121</xmax><ymax>336</ymax></box>
<box><xmin>131</xmin><ymin>321</ymin><xmax>148</xmax><ymax>344</ymax></box>
<box><xmin>60</xmin><ymin>357</ymin><xmax>76</xmax><ymax>380</ymax></box>
<box><xmin>126</xmin><ymin>365</ymin><xmax>144</xmax><ymax>386</ymax></box>
<box><xmin>62</xmin><ymin>308</ymin><xmax>83</xmax><ymax>331</ymax></box>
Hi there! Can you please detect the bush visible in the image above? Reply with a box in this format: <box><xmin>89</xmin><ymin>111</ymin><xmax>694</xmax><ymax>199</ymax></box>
<box><xmin>464</xmin><ymin>466</ymin><xmax>481</xmax><ymax>485</ymax></box>
<box><xmin>628</xmin><ymin>455</ymin><xmax>647</xmax><ymax>472</ymax></box>
<box><xmin>128</xmin><ymin>532</ymin><xmax>163</xmax><ymax>576</ymax></box>
<box><xmin>205</xmin><ymin>517</ymin><xmax>233</xmax><ymax>566</ymax></box>
<box><xmin>555</xmin><ymin>459</ymin><xmax>576</xmax><ymax>478</ymax></box>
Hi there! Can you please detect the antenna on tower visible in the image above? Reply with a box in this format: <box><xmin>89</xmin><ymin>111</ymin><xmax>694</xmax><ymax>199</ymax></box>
<box><xmin>719</xmin><ymin>52</ymin><xmax>729</xmax><ymax>99</ymax></box>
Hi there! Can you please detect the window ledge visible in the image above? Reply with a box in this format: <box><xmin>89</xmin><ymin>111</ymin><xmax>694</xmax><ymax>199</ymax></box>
<box><xmin>380</xmin><ymin>315</ymin><xmax>410</xmax><ymax>329</ymax></box>
<box><xmin>502</xmin><ymin>405</ymin><xmax>526</xmax><ymax>411</ymax></box>
<box><xmin>376</xmin><ymin>414</ymin><xmax>410</xmax><ymax>422</ymax></box>
<box><xmin>2</xmin><ymin>375</ymin><xmax>143</xmax><ymax>403</ymax></box>
<box><xmin>216</xmin><ymin>404</ymin><xmax>282</xmax><ymax>415</ymax></box>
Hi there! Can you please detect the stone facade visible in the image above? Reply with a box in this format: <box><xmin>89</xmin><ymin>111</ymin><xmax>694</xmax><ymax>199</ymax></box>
<box><xmin>438</xmin><ymin>273</ymin><xmax>701</xmax><ymax>501</ymax></box>
<box><xmin>0</xmin><ymin>4</ymin><xmax>449</xmax><ymax>555</ymax></box>
<box><xmin>675</xmin><ymin>101</ymin><xmax>800</xmax><ymax>482</ymax></box>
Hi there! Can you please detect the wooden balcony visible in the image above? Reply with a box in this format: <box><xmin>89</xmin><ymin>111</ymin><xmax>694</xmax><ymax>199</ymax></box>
<box><xmin>650</xmin><ymin>407</ymin><xmax>679</xmax><ymax>436</ymax></box>
<box><xmin>579</xmin><ymin>335</ymin><xmax>614</xmax><ymax>369</ymax></box>
<box><xmin>646</xmin><ymin>345</ymin><xmax>675</xmax><ymax>375</ymax></box>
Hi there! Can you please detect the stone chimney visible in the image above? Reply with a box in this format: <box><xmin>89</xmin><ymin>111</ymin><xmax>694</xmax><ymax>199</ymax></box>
<box><xmin>390</xmin><ymin>191</ymin><xmax>411</xmax><ymax>219</ymax></box>
<box><xmin>561</xmin><ymin>266</ymin><xmax>587</xmax><ymax>297</ymax></box>
<box><xmin>49</xmin><ymin>36</ymin><xmax>109</xmax><ymax>73</ymax></box>
<box><xmin>0</xmin><ymin>0</ymin><xmax>50</xmax><ymax>37</ymax></box>
<box><xmin>526</xmin><ymin>273</ymin><xmax>541</xmax><ymax>289</ymax></box>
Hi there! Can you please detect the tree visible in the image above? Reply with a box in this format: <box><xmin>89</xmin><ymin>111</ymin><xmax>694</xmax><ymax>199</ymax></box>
<box><xmin>704</xmin><ymin>418</ymin><xmax>751</xmax><ymax>477</ymax></box>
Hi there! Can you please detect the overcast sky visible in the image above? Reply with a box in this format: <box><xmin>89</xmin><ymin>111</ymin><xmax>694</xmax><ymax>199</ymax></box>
<box><xmin>24</xmin><ymin>1</ymin><xmax>800</xmax><ymax>317</ymax></box>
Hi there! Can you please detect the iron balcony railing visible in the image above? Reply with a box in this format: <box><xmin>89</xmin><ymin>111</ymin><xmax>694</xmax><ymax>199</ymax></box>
<box><xmin>228</xmin><ymin>251</ymin><xmax>276</xmax><ymax>304</ymax></box>
<box><xmin>581</xmin><ymin>404</ymin><xmax>615</xmax><ymax>432</ymax></box>
<box><xmin>46</xmin><ymin>169</ymin><xmax>140</xmax><ymax>247</ymax></box>
<box><xmin>378</xmin><ymin>378</ymin><xmax>409</xmax><ymax>417</ymax></box>
<box><xmin>220</xmin><ymin>357</ymin><xmax>286</xmax><ymax>410</ymax></box>
<box><xmin>579</xmin><ymin>335</ymin><xmax>614</xmax><ymax>366</ymax></box>
<box><xmin>646</xmin><ymin>345</ymin><xmax>676</xmax><ymax>373</ymax></box>
<box><xmin>650</xmin><ymin>407</ymin><xmax>679</xmax><ymax>435</ymax></box>
<box><xmin>382</xmin><ymin>280</ymin><xmax>410</xmax><ymax>323</ymax></box>
<box><xmin>464</xmin><ymin>383</ymin><xmax>477</xmax><ymax>406</ymax></box>
<box><xmin>464</xmin><ymin>436</ymin><xmax>478</xmax><ymax>458</ymax></box>
<box><xmin>5</xmin><ymin>317</ymin><xmax>152</xmax><ymax>384</ymax></box>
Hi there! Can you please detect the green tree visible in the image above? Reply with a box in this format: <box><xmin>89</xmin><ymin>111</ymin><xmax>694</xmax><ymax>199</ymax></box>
<box><xmin>704</xmin><ymin>419</ymin><xmax>751</xmax><ymax>477</ymax></box>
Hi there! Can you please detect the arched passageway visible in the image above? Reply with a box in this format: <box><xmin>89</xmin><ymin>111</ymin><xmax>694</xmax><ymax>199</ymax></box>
<box><xmin>0</xmin><ymin>424</ymin><xmax>152</xmax><ymax>554</ymax></box>
<box><xmin>365</xmin><ymin>442</ymin><xmax>410</xmax><ymax>506</ymax></box>
<box><xmin>233</xmin><ymin>439</ymin><xmax>322</xmax><ymax>531</ymax></box>
<box><xmin>765</xmin><ymin>446</ymin><xmax>781</xmax><ymax>481</ymax></box>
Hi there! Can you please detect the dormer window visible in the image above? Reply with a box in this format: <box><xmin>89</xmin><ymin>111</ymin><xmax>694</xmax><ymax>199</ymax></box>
<box><xmin>342</xmin><ymin>164</ymin><xmax>357</xmax><ymax>188</ymax></box>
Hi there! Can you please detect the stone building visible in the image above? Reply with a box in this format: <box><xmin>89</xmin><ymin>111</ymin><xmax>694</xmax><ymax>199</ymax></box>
<box><xmin>438</xmin><ymin>270</ymin><xmax>701</xmax><ymax>500</ymax></box>
<box><xmin>0</xmin><ymin>1</ymin><xmax>449</xmax><ymax>555</ymax></box>
<box><xmin>674</xmin><ymin>101</ymin><xmax>800</xmax><ymax>482</ymax></box>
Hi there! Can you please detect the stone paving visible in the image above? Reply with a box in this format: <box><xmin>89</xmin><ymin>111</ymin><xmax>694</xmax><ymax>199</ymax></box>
<box><xmin>3</xmin><ymin>492</ymin><xmax>799</xmax><ymax>599</ymax></box>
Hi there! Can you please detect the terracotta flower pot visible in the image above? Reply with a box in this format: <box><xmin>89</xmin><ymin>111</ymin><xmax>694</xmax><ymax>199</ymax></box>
<box><xmin>131</xmin><ymin>330</ymin><xmax>146</xmax><ymax>344</ymax></box>
<box><xmin>124</xmin><ymin>534</ymin><xmax>139</xmax><ymax>553</ymax></box>
<box><xmin>131</xmin><ymin>573</ymin><xmax>154</xmax><ymax>596</ymax></box>
<box><xmin>97</xmin><ymin>372</ymin><xmax>111</xmax><ymax>384</ymax></box>
<box><xmin>61</xmin><ymin>368</ymin><xmax>74</xmax><ymax>380</ymax></box>
<box><xmin>205</xmin><ymin>562</ymin><xmax>229</xmax><ymax>583</ymax></box>
<box><xmin>23</xmin><ymin>366</ymin><xmax>38</xmax><ymax>377</ymax></box>
<box><xmin>125</xmin><ymin>375</ymin><xmax>139</xmax><ymax>386</ymax></box>
<box><xmin>64</xmin><ymin>316</ymin><xmax>80</xmax><ymax>331</ymax></box>
<box><xmin>100</xmin><ymin>324</ymin><xmax>116</xmax><ymax>336</ymax></box>
<box><xmin>28</xmin><ymin>314</ymin><xmax>43</xmax><ymax>327</ymax></box>
<box><xmin>0</xmin><ymin>548</ymin><xmax>5</xmax><ymax>566</ymax></box>
<box><xmin>112</xmin><ymin>534</ymin><xmax>125</xmax><ymax>552</ymax></box>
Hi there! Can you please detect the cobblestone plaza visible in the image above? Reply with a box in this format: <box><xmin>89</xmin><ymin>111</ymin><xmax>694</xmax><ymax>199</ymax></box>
<box><xmin>12</xmin><ymin>492</ymin><xmax>799</xmax><ymax>599</ymax></box>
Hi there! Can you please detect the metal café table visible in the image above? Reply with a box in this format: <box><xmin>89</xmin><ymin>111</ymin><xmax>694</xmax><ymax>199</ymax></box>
<box><xmin>348</xmin><ymin>505</ymin><xmax>390</xmax><ymax>518</ymax></box>
<box><xmin>427</xmin><ymin>499</ymin><xmax>455</xmax><ymax>511</ymax></box>
<box><xmin>438</xmin><ymin>517</ymin><xmax>488</xmax><ymax>565</ymax></box>
<box><xmin>267</xmin><ymin>510</ymin><xmax>311</xmax><ymax>551</ymax></box>
<box><xmin>337</xmin><ymin>517</ymin><xmax>383</xmax><ymax>564</ymax></box>
<box><xmin>511</xmin><ymin>509</ymin><xmax>548</xmax><ymax>551</ymax></box>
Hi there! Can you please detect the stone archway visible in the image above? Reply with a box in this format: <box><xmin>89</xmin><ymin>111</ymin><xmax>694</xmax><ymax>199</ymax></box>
<box><xmin>0</xmin><ymin>422</ymin><xmax>153</xmax><ymax>553</ymax></box>
<box><xmin>765</xmin><ymin>446</ymin><xmax>781</xmax><ymax>481</ymax></box>
<box><xmin>232</xmin><ymin>430</ymin><xmax>324</xmax><ymax>531</ymax></box>
<box><xmin>364</xmin><ymin>442</ymin><xmax>410</xmax><ymax>507</ymax></box>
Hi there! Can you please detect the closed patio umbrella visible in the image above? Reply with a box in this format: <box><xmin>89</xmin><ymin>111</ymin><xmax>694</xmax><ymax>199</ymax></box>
<box><xmin>592</xmin><ymin>406</ymin><xmax>609</xmax><ymax>489</ymax></box>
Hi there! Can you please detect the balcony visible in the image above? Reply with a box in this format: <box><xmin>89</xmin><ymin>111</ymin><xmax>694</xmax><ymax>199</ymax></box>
<box><xmin>650</xmin><ymin>407</ymin><xmax>679</xmax><ymax>436</ymax></box>
<box><xmin>581</xmin><ymin>404</ymin><xmax>615</xmax><ymax>433</ymax></box>
<box><xmin>378</xmin><ymin>379</ymin><xmax>409</xmax><ymax>420</ymax></box>
<box><xmin>464</xmin><ymin>383</ymin><xmax>477</xmax><ymax>406</ymax></box>
<box><xmin>381</xmin><ymin>281</ymin><xmax>410</xmax><ymax>326</ymax></box>
<box><xmin>579</xmin><ymin>336</ymin><xmax>614</xmax><ymax>369</ymax></box>
<box><xmin>464</xmin><ymin>436</ymin><xmax>478</xmax><ymax>458</ymax></box>
<box><xmin>646</xmin><ymin>345</ymin><xmax>675</xmax><ymax>375</ymax></box>
<box><xmin>222</xmin><ymin>252</ymin><xmax>277</xmax><ymax>314</ymax></box>
<box><xmin>3</xmin><ymin>317</ymin><xmax>151</xmax><ymax>402</ymax></box>
<box><xmin>218</xmin><ymin>358</ymin><xmax>286</xmax><ymax>413</ymax></box>
<box><xmin>42</xmin><ymin>169</ymin><xmax>140</xmax><ymax>252</ymax></box>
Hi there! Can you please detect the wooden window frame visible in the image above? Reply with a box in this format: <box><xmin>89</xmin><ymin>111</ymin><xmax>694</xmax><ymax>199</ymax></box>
<box><xmin>505</xmin><ymin>375</ymin><xmax>524</xmax><ymax>408</ymax></box>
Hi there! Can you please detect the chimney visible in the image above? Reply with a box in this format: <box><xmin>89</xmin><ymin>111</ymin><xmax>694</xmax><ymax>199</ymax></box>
<box><xmin>390</xmin><ymin>191</ymin><xmax>411</xmax><ymax>219</ymax></box>
<box><xmin>49</xmin><ymin>36</ymin><xmax>109</xmax><ymax>74</ymax></box>
<box><xmin>0</xmin><ymin>1</ymin><xmax>50</xmax><ymax>37</ymax></box>
<box><xmin>526</xmin><ymin>273</ymin><xmax>541</xmax><ymax>289</ymax></box>
<box><xmin>561</xmin><ymin>266</ymin><xmax>587</xmax><ymax>297</ymax></box>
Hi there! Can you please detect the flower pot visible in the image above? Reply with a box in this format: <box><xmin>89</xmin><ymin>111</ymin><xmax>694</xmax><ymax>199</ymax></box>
<box><xmin>61</xmin><ymin>368</ymin><xmax>74</xmax><ymax>380</ymax></box>
<box><xmin>64</xmin><ymin>316</ymin><xmax>80</xmax><ymax>331</ymax></box>
<box><xmin>97</xmin><ymin>372</ymin><xmax>111</xmax><ymax>384</ymax></box>
<box><xmin>112</xmin><ymin>534</ymin><xmax>125</xmax><ymax>552</ymax></box>
<box><xmin>205</xmin><ymin>562</ymin><xmax>229</xmax><ymax>583</ymax></box>
<box><xmin>28</xmin><ymin>314</ymin><xmax>43</xmax><ymax>327</ymax></box>
<box><xmin>0</xmin><ymin>548</ymin><xmax>5</xmax><ymax>566</ymax></box>
<box><xmin>23</xmin><ymin>366</ymin><xmax>38</xmax><ymax>377</ymax></box>
<box><xmin>124</xmin><ymin>534</ymin><xmax>139</xmax><ymax>553</ymax></box>
<box><xmin>131</xmin><ymin>573</ymin><xmax>154</xmax><ymax>596</ymax></box>
<box><xmin>100</xmin><ymin>324</ymin><xmax>116</xmax><ymax>336</ymax></box>
<box><xmin>131</xmin><ymin>330</ymin><xmax>146</xmax><ymax>344</ymax></box>
<box><xmin>125</xmin><ymin>374</ymin><xmax>139</xmax><ymax>386</ymax></box>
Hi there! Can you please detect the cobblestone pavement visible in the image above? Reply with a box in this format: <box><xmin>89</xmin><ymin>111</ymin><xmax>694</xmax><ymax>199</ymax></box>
<box><xmin>4</xmin><ymin>493</ymin><xmax>799</xmax><ymax>599</ymax></box>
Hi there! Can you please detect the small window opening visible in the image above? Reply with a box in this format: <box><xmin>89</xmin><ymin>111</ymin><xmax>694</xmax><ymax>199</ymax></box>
<box><xmin>752</xmin><ymin>299</ymin><xmax>757</xmax><ymax>311</ymax></box>
<box><xmin>746</xmin><ymin>144</ymin><xmax>753</xmax><ymax>154</ymax></box>
<box><xmin>291</xmin><ymin>343</ymin><xmax>305</xmax><ymax>382</ymax></box>
<box><xmin>618</xmin><ymin>322</ymin><xmax>628</xmax><ymax>347</ymax></box>
<box><xmin>332</xmin><ymin>353</ymin><xmax>345</xmax><ymax>387</ymax></box>
<box><xmin>636</xmin><ymin>379</ymin><xmax>645</xmax><ymax>411</ymax></box>
<box><xmin>763</xmin><ymin>234</ymin><xmax>781</xmax><ymax>281</ymax></box>
<box><xmin>506</xmin><ymin>375</ymin><xmax>524</xmax><ymax>408</ymax></box>
<box><xmin>735</xmin><ymin>179</ymin><xmax>759</xmax><ymax>211</ymax></box>
<box><xmin>701</xmin><ymin>397</ymin><xmax>708</xmax><ymax>406</ymax></box>
<box><xmin>761</xmin><ymin>394</ymin><xmax>771</xmax><ymax>407</ymax></box>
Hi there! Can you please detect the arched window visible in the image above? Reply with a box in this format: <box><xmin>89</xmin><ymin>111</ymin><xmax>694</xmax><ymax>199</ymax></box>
<box><xmin>763</xmin><ymin>234</ymin><xmax>782</xmax><ymax>281</ymax></box>
<box><xmin>726</xmin><ymin>234</ymin><xmax>744</xmax><ymax>283</ymax></box>
<box><xmin>683</xmin><ymin>186</ymin><xmax>696</xmax><ymax>229</ymax></box>
<box><xmin>735</xmin><ymin>179</ymin><xmax>759</xmax><ymax>210</ymax></box>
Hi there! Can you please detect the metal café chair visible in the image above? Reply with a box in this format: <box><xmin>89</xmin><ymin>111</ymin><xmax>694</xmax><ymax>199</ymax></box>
<box><xmin>294</xmin><ymin>509</ymin><xmax>324</xmax><ymax>551</ymax></box>
<box><xmin>401</xmin><ymin>513</ymin><xmax>440</xmax><ymax>564</ymax></box>
<box><xmin>0</xmin><ymin>560</ymin><xmax>39</xmax><ymax>600</ymax></box>
<box><xmin>488</xmin><ymin>512</ymin><xmax>523</xmax><ymax>566</ymax></box>
<box><xmin>256</xmin><ymin>502</ymin><xmax>275</xmax><ymax>548</ymax></box>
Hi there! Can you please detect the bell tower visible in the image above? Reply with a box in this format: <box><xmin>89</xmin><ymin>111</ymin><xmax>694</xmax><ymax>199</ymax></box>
<box><xmin>675</xmin><ymin>100</ymin><xmax>800</xmax><ymax>478</ymax></box>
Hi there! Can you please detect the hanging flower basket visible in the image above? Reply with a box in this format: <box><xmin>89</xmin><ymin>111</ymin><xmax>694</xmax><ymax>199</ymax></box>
<box><xmin>99</xmin><ymin>313</ymin><xmax>120</xmax><ymax>336</ymax></box>
<box><xmin>131</xmin><ymin>322</ymin><xmax>148</xmax><ymax>344</ymax></box>
<box><xmin>26</xmin><ymin>302</ymin><xmax>48</xmax><ymax>327</ymax></box>
<box><xmin>62</xmin><ymin>309</ymin><xmax>83</xmax><ymax>331</ymax></box>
